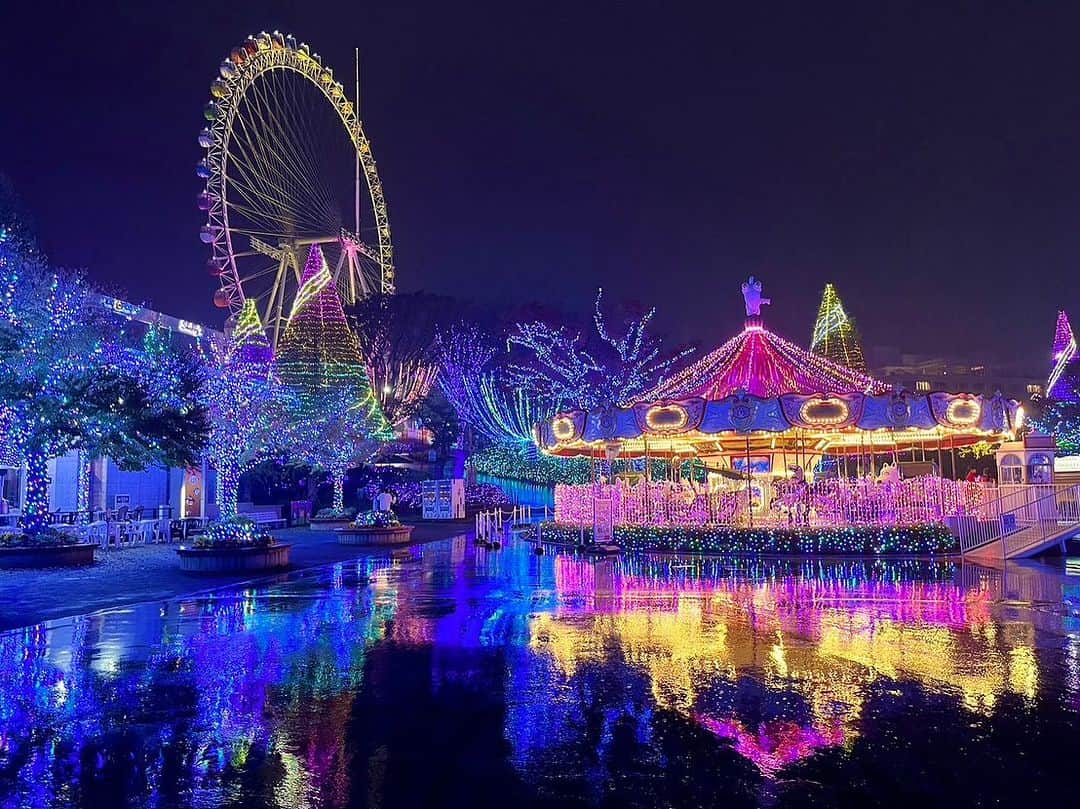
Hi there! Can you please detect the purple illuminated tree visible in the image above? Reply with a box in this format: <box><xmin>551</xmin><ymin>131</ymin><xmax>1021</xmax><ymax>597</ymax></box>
<box><xmin>1032</xmin><ymin>310</ymin><xmax>1080</xmax><ymax>455</ymax></box>
<box><xmin>506</xmin><ymin>289</ymin><xmax>692</xmax><ymax>409</ymax></box>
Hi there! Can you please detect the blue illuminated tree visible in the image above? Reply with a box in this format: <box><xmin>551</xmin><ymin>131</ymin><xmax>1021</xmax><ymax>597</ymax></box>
<box><xmin>0</xmin><ymin>242</ymin><xmax>209</xmax><ymax>533</ymax></box>
<box><xmin>200</xmin><ymin>301</ymin><xmax>295</xmax><ymax>518</ymax></box>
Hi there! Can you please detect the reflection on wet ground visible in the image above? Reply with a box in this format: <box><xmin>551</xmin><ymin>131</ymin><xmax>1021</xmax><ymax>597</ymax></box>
<box><xmin>2</xmin><ymin>535</ymin><xmax>1080</xmax><ymax>808</ymax></box>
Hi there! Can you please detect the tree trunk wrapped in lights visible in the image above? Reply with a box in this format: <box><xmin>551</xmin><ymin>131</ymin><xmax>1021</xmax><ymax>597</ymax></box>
<box><xmin>200</xmin><ymin>299</ymin><xmax>294</xmax><ymax>520</ymax></box>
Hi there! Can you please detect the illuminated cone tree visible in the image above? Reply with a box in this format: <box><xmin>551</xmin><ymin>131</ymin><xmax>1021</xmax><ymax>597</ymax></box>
<box><xmin>809</xmin><ymin>283</ymin><xmax>867</xmax><ymax>373</ymax></box>
<box><xmin>1034</xmin><ymin>310</ymin><xmax>1080</xmax><ymax>454</ymax></box>
<box><xmin>276</xmin><ymin>246</ymin><xmax>390</xmax><ymax>509</ymax></box>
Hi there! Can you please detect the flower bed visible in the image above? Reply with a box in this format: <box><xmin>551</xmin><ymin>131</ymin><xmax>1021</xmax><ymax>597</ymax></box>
<box><xmin>526</xmin><ymin>522</ymin><xmax>958</xmax><ymax>556</ymax></box>
<box><xmin>309</xmin><ymin>507</ymin><xmax>356</xmax><ymax>530</ymax></box>
<box><xmin>177</xmin><ymin>516</ymin><xmax>290</xmax><ymax>573</ymax></box>
<box><xmin>0</xmin><ymin>529</ymin><xmax>95</xmax><ymax>568</ymax></box>
<box><xmin>335</xmin><ymin>509</ymin><xmax>414</xmax><ymax>546</ymax></box>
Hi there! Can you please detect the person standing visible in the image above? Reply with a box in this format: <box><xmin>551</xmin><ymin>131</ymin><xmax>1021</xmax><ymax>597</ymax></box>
<box><xmin>376</xmin><ymin>490</ymin><xmax>393</xmax><ymax>513</ymax></box>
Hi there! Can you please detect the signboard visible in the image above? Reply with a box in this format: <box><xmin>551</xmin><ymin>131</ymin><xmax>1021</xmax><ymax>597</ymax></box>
<box><xmin>422</xmin><ymin>479</ymin><xmax>464</xmax><ymax>520</ymax></box>
<box><xmin>593</xmin><ymin>495</ymin><xmax>614</xmax><ymax>544</ymax></box>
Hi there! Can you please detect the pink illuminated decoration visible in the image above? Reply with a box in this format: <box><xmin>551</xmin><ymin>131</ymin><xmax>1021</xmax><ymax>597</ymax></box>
<box><xmin>551</xmin><ymin>554</ymin><xmax>993</xmax><ymax>629</ymax></box>
<box><xmin>554</xmin><ymin>476</ymin><xmax>989</xmax><ymax>530</ymax></box>
<box><xmin>648</xmin><ymin>320</ymin><xmax>886</xmax><ymax>400</ymax></box>
<box><xmin>1048</xmin><ymin>310</ymin><xmax>1078</xmax><ymax>402</ymax></box>
<box><xmin>696</xmin><ymin>716</ymin><xmax>845</xmax><ymax>775</ymax></box>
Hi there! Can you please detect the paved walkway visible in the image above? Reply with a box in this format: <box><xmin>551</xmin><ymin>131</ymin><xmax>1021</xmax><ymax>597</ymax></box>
<box><xmin>0</xmin><ymin>520</ymin><xmax>471</xmax><ymax>632</ymax></box>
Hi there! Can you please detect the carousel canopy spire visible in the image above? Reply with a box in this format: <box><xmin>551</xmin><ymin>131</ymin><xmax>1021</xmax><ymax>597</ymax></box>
<box><xmin>649</xmin><ymin>276</ymin><xmax>885</xmax><ymax>400</ymax></box>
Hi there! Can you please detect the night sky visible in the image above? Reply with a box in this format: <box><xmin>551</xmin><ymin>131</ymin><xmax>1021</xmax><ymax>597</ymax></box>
<box><xmin>2</xmin><ymin>1</ymin><xmax>1078</xmax><ymax>368</ymax></box>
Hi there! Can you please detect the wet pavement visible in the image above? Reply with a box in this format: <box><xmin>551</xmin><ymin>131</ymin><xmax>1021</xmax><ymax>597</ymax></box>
<box><xmin>0</xmin><ymin>522</ymin><xmax>469</xmax><ymax>631</ymax></box>
<box><xmin>1</xmin><ymin>534</ymin><xmax>1080</xmax><ymax>808</ymax></box>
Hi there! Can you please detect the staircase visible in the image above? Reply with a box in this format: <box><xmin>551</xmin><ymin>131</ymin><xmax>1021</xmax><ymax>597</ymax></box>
<box><xmin>958</xmin><ymin>483</ymin><xmax>1080</xmax><ymax>560</ymax></box>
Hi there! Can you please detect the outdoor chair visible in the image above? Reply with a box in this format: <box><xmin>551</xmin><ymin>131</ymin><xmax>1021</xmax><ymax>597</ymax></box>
<box><xmin>106</xmin><ymin>520</ymin><xmax>125</xmax><ymax>549</ymax></box>
<box><xmin>134</xmin><ymin>519</ymin><xmax>156</xmax><ymax>545</ymax></box>
<box><xmin>84</xmin><ymin>521</ymin><xmax>108</xmax><ymax>548</ymax></box>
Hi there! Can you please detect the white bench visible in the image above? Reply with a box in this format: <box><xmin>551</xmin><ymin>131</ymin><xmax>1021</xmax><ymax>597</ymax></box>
<box><xmin>239</xmin><ymin>508</ymin><xmax>287</xmax><ymax>529</ymax></box>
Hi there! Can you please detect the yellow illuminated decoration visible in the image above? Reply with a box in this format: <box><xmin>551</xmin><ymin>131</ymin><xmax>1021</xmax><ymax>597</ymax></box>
<box><xmin>645</xmin><ymin>404</ymin><xmax>689</xmax><ymax>432</ymax></box>
<box><xmin>552</xmin><ymin>416</ymin><xmax>576</xmax><ymax>442</ymax></box>
<box><xmin>798</xmin><ymin>397</ymin><xmax>850</xmax><ymax>426</ymax></box>
<box><xmin>945</xmin><ymin>398</ymin><xmax>982</xmax><ymax>426</ymax></box>
<box><xmin>528</xmin><ymin>569</ymin><xmax>1040</xmax><ymax>766</ymax></box>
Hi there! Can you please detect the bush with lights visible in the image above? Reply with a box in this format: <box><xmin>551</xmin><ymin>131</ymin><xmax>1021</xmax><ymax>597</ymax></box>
<box><xmin>313</xmin><ymin>506</ymin><xmax>356</xmax><ymax>521</ymax></box>
<box><xmin>192</xmin><ymin>515</ymin><xmax>274</xmax><ymax>549</ymax></box>
<box><xmin>528</xmin><ymin>522</ymin><xmax>957</xmax><ymax>555</ymax></box>
<box><xmin>0</xmin><ymin>528</ymin><xmax>78</xmax><ymax>548</ymax></box>
<box><xmin>352</xmin><ymin>509</ymin><xmax>401</xmax><ymax>528</ymax></box>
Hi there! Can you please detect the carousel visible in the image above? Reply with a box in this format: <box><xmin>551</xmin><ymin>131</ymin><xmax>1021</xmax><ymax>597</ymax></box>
<box><xmin>534</xmin><ymin>278</ymin><xmax>1022</xmax><ymax>539</ymax></box>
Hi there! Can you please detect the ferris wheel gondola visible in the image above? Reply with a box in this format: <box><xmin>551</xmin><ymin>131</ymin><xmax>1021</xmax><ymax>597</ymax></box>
<box><xmin>197</xmin><ymin>31</ymin><xmax>394</xmax><ymax>348</ymax></box>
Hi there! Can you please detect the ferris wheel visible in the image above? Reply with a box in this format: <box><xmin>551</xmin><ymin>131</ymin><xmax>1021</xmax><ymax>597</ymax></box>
<box><xmin>197</xmin><ymin>31</ymin><xmax>394</xmax><ymax>348</ymax></box>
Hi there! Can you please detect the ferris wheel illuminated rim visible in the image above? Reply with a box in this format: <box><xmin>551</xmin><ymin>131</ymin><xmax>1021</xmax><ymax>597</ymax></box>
<box><xmin>197</xmin><ymin>31</ymin><xmax>394</xmax><ymax>347</ymax></box>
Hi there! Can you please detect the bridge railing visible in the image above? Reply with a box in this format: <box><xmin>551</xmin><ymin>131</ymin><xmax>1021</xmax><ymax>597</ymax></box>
<box><xmin>958</xmin><ymin>483</ymin><xmax>1080</xmax><ymax>557</ymax></box>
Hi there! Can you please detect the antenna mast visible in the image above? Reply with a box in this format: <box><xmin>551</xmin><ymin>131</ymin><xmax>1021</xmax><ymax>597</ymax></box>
<box><xmin>354</xmin><ymin>47</ymin><xmax>361</xmax><ymax>235</ymax></box>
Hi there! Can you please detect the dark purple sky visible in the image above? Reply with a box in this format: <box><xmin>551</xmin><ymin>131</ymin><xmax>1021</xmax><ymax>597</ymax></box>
<box><xmin>2</xmin><ymin>1</ymin><xmax>1078</xmax><ymax>369</ymax></box>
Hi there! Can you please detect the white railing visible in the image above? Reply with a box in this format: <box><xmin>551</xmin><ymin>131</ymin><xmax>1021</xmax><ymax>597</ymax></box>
<box><xmin>957</xmin><ymin>483</ymin><xmax>1080</xmax><ymax>557</ymax></box>
<box><xmin>474</xmin><ymin>504</ymin><xmax>548</xmax><ymax>542</ymax></box>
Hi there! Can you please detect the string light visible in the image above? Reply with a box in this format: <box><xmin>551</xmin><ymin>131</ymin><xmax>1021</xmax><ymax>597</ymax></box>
<box><xmin>506</xmin><ymin>288</ymin><xmax>693</xmax><ymax>410</ymax></box>
<box><xmin>531</xmin><ymin>521</ymin><xmax>957</xmax><ymax>555</ymax></box>
<box><xmin>648</xmin><ymin>318</ymin><xmax>884</xmax><ymax>401</ymax></box>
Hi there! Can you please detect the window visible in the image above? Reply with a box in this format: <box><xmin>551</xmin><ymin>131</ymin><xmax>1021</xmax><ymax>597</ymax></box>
<box><xmin>915</xmin><ymin>380</ymin><xmax>931</xmax><ymax>392</ymax></box>
<box><xmin>1027</xmin><ymin>384</ymin><xmax>1042</xmax><ymax>395</ymax></box>
<box><xmin>1000</xmin><ymin>454</ymin><xmax>1023</xmax><ymax>485</ymax></box>
<box><xmin>1029</xmin><ymin>454</ymin><xmax>1052</xmax><ymax>484</ymax></box>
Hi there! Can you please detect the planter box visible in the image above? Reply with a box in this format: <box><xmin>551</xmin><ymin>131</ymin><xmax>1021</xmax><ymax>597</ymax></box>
<box><xmin>309</xmin><ymin>519</ymin><xmax>353</xmax><ymax>531</ymax></box>
<box><xmin>0</xmin><ymin>542</ymin><xmax>96</xmax><ymax>569</ymax></box>
<box><xmin>176</xmin><ymin>543</ymin><xmax>292</xmax><ymax>573</ymax></box>
<box><xmin>335</xmin><ymin>525</ymin><xmax>414</xmax><ymax>546</ymax></box>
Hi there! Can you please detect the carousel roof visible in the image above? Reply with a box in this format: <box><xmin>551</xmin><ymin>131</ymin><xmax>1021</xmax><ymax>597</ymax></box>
<box><xmin>536</xmin><ymin>388</ymin><xmax>1021</xmax><ymax>458</ymax></box>
<box><xmin>649</xmin><ymin>318</ymin><xmax>886</xmax><ymax>400</ymax></box>
<box><xmin>534</xmin><ymin>278</ymin><xmax>1019</xmax><ymax>459</ymax></box>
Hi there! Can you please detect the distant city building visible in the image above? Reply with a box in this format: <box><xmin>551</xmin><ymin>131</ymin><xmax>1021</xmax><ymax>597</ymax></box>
<box><xmin>867</xmin><ymin>346</ymin><xmax>1044</xmax><ymax>405</ymax></box>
